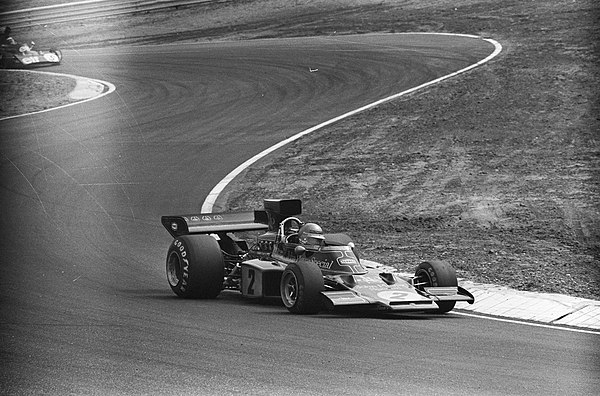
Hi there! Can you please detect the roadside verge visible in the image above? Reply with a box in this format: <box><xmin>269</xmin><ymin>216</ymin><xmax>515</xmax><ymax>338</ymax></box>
<box><xmin>0</xmin><ymin>69</ymin><xmax>115</xmax><ymax>121</ymax></box>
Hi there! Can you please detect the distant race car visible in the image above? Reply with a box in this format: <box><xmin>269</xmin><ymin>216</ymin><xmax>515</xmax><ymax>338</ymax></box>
<box><xmin>161</xmin><ymin>199</ymin><xmax>475</xmax><ymax>314</ymax></box>
<box><xmin>0</xmin><ymin>42</ymin><xmax>62</xmax><ymax>68</ymax></box>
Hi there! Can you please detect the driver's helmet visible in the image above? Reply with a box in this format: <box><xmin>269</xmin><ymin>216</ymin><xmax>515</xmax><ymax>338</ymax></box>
<box><xmin>298</xmin><ymin>223</ymin><xmax>325</xmax><ymax>250</ymax></box>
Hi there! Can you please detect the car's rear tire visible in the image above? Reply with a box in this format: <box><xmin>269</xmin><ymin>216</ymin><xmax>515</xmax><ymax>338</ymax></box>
<box><xmin>280</xmin><ymin>262</ymin><xmax>324</xmax><ymax>314</ymax></box>
<box><xmin>415</xmin><ymin>260</ymin><xmax>458</xmax><ymax>313</ymax></box>
<box><xmin>166</xmin><ymin>235</ymin><xmax>224</xmax><ymax>299</ymax></box>
<box><xmin>0</xmin><ymin>53</ymin><xmax>13</xmax><ymax>69</ymax></box>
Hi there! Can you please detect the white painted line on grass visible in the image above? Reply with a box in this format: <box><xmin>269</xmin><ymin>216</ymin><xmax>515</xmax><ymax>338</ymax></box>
<box><xmin>201</xmin><ymin>34</ymin><xmax>503</xmax><ymax>213</ymax></box>
<box><xmin>0</xmin><ymin>69</ymin><xmax>116</xmax><ymax>121</ymax></box>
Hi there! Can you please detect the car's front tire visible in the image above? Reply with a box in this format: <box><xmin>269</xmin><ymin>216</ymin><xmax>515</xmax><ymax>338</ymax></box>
<box><xmin>50</xmin><ymin>49</ymin><xmax>62</xmax><ymax>63</ymax></box>
<box><xmin>415</xmin><ymin>260</ymin><xmax>458</xmax><ymax>313</ymax></box>
<box><xmin>166</xmin><ymin>235</ymin><xmax>224</xmax><ymax>299</ymax></box>
<box><xmin>280</xmin><ymin>262</ymin><xmax>324</xmax><ymax>314</ymax></box>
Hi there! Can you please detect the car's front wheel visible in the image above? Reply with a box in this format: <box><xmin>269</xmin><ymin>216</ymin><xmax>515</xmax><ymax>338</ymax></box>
<box><xmin>50</xmin><ymin>49</ymin><xmax>62</xmax><ymax>63</ymax></box>
<box><xmin>280</xmin><ymin>262</ymin><xmax>323</xmax><ymax>314</ymax></box>
<box><xmin>414</xmin><ymin>260</ymin><xmax>458</xmax><ymax>313</ymax></box>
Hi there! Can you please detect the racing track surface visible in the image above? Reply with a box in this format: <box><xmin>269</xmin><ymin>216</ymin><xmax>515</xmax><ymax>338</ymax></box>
<box><xmin>1</xmin><ymin>34</ymin><xmax>598</xmax><ymax>395</ymax></box>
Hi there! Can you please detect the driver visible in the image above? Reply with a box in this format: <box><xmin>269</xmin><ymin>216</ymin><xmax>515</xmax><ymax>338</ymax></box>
<box><xmin>1</xmin><ymin>26</ymin><xmax>17</xmax><ymax>47</ymax></box>
<box><xmin>297</xmin><ymin>223</ymin><xmax>325</xmax><ymax>251</ymax></box>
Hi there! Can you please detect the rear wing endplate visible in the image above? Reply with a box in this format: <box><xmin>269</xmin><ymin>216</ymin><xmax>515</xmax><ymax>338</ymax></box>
<box><xmin>161</xmin><ymin>210</ymin><xmax>269</xmax><ymax>238</ymax></box>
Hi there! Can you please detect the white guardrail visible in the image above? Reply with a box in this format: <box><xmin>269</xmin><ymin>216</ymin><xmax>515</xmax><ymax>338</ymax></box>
<box><xmin>0</xmin><ymin>0</ymin><xmax>228</xmax><ymax>28</ymax></box>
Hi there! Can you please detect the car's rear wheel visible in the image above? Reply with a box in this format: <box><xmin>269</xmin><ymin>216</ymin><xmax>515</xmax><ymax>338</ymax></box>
<box><xmin>414</xmin><ymin>260</ymin><xmax>458</xmax><ymax>313</ymax></box>
<box><xmin>166</xmin><ymin>235</ymin><xmax>224</xmax><ymax>299</ymax></box>
<box><xmin>280</xmin><ymin>262</ymin><xmax>324</xmax><ymax>314</ymax></box>
<box><xmin>0</xmin><ymin>53</ymin><xmax>14</xmax><ymax>69</ymax></box>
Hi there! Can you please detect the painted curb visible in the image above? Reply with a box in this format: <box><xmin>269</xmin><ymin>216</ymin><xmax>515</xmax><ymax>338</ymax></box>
<box><xmin>458</xmin><ymin>280</ymin><xmax>600</xmax><ymax>332</ymax></box>
<box><xmin>389</xmin><ymin>271</ymin><xmax>600</xmax><ymax>333</ymax></box>
<box><xmin>69</xmin><ymin>76</ymin><xmax>107</xmax><ymax>100</ymax></box>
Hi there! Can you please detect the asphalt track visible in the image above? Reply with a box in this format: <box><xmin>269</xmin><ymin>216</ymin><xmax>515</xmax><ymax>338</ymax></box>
<box><xmin>1</xmin><ymin>34</ymin><xmax>598</xmax><ymax>395</ymax></box>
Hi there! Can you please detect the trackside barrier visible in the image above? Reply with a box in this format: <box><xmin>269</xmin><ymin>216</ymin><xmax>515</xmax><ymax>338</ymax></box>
<box><xmin>0</xmin><ymin>0</ymin><xmax>229</xmax><ymax>28</ymax></box>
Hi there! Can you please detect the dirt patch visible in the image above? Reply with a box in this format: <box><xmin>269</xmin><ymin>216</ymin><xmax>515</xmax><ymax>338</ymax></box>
<box><xmin>2</xmin><ymin>0</ymin><xmax>599</xmax><ymax>299</ymax></box>
<box><xmin>0</xmin><ymin>70</ymin><xmax>76</xmax><ymax>118</ymax></box>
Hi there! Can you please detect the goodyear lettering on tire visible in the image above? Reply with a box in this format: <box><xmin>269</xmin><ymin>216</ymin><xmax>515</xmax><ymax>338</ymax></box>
<box><xmin>174</xmin><ymin>239</ymin><xmax>190</xmax><ymax>292</ymax></box>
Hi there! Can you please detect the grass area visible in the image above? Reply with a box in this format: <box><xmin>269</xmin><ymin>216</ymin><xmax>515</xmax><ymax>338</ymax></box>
<box><xmin>0</xmin><ymin>70</ymin><xmax>76</xmax><ymax>118</ymax></box>
<box><xmin>2</xmin><ymin>0</ymin><xmax>598</xmax><ymax>299</ymax></box>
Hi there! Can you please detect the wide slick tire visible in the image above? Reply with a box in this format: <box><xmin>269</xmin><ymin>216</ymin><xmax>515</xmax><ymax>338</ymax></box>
<box><xmin>280</xmin><ymin>262</ymin><xmax>324</xmax><ymax>314</ymax></box>
<box><xmin>415</xmin><ymin>260</ymin><xmax>458</xmax><ymax>313</ymax></box>
<box><xmin>166</xmin><ymin>235</ymin><xmax>224</xmax><ymax>299</ymax></box>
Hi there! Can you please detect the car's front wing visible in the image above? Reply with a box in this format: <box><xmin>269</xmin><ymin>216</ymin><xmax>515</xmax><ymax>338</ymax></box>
<box><xmin>322</xmin><ymin>283</ymin><xmax>474</xmax><ymax>311</ymax></box>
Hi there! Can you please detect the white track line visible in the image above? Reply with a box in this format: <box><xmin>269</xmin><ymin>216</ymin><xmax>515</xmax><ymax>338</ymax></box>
<box><xmin>201</xmin><ymin>34</ymin><xmax>503</xmax><ymax>213</ymax></box>
<box><xmin>0</xmin><ymin>69</ymin><xmax>116</xmax><ymax>121</ymax></box>
<box><xmin>454</xmin><ymin>311</ymin><xmax>600</xmax><ymax>335</ymax></box>
<box><xmin>0</xmin><ymin>0</ymin><xmax>107</xmax><ymax>14</ymax></box>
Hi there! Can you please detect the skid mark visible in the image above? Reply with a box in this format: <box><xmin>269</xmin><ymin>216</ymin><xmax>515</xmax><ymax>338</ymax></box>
<box><xmin>33</xmin><ymin>114</ymin><xmax>139</xmax><ymax>222</ymax></box>
<box><xmin>2</xmin><ymin>153</ymin><xmax>50</xmax><ymax>218</ymax></box>
<box><xmin>33</xmin><ymin>151</ymin><xmax>123</xmax><ymax>235</ymax></box>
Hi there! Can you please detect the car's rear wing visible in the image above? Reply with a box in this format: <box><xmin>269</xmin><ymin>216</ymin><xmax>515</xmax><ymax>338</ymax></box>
<box><xmin>162</xmin><ymin>199</ymin><xmax>302</xmax><ymax>238</ymax></box>
<box><xmin>161</xmin><ymin>210</ymin><xmax>269</xmax><ymax>238</ymax></box>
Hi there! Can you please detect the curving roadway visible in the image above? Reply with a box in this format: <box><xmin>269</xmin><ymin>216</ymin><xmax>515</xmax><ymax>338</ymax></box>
<box><xmin>1</xmin><ymin>34</ymin><xmax>598</xmax><ymax>395</ymax></box>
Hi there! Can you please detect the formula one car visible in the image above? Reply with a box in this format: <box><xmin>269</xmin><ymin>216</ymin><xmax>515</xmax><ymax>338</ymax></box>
<box><xmin>161</xmin><ymin>199</ymin><xmax>474</xmax><ymax>314</ymax></box>
<box><xmin>0</xmin><ymin>42</ymin><xmax>62</xmax><ymax>68</ymax></box>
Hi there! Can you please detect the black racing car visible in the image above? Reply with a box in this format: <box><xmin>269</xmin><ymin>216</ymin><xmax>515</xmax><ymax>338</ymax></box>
<box><xmin>161</xmin><ymin>199</ymin><xmax>474</xmax><ymax>314</ymax></box>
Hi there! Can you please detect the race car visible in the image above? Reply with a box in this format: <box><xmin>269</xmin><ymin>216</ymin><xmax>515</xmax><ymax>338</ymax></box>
<box><xmin>161</xmin><ymin>199</ymin><xmax>474</xmax><ymax>314</ymax></box>
<box><xmin>0</xmin><ymin>41</ymin><xmax>62</xmax><ymax>68</ymax></box>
